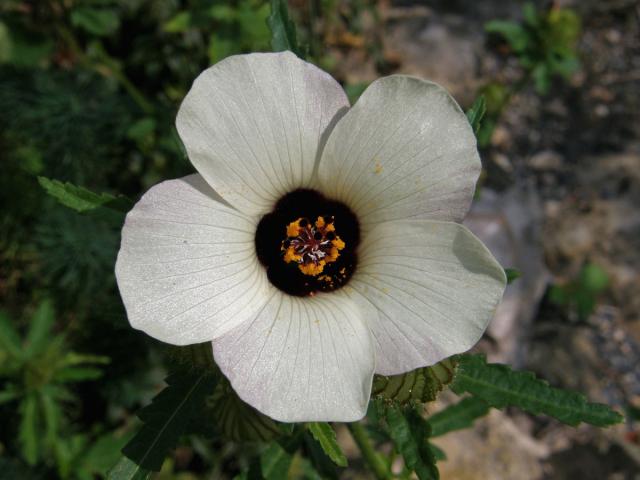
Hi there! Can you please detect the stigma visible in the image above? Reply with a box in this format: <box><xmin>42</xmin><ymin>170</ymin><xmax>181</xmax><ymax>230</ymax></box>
<box><xmin>282</xmin><ymin>216</ymin><xmax>345</xmax><ymax>276</ymax></box>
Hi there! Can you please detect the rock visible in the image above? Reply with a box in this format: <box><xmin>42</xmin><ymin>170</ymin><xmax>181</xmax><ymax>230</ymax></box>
<box><xmin>528</xmin><ymin>150</ymin><xmax>564</xmax><ymax>171</ymax></box>
<box><xmin>464</xmin><ymin>185</ymin><xmax>550</xmax><ymax>366</ymax></box>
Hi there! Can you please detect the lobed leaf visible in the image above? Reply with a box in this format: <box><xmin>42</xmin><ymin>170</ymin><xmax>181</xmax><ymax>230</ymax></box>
<box><xmin>122</xmin><ymin>372</ymin><xmax>218</xmax><ymax>471</ymax></box>
<box><xmin>307</xmin><ymin>422</ymin><xmax>347</xmax><ymax>467</ymax></box>
<box><xmin>428</xmin><ymin>396</ymin><xmax>490</xmax><ymax>437</ymax></box>
<box><xmin>372</xmin><ymin>358</ymin><xmax>458</xmax><ymax>405</ymax></box>
<box><xmin>37</xmin><ymin>176</ymin><xmax>131</xmax><ymax>214</ymax></box>
<box><xmin>451</xmin><ymin>354</ymin><xmax>624</xmax><ymax>427</ymax></box>
<box><xmin>386</xmin><ymin>406</ymin><xmax>439</xmax><ymax>480</ymax></box>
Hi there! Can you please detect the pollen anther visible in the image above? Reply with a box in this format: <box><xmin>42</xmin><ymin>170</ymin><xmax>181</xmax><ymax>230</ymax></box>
<box><xmin>282</xmin><ymin>216</ymin><xmax>345</xmax><ymax>276</ymax></box>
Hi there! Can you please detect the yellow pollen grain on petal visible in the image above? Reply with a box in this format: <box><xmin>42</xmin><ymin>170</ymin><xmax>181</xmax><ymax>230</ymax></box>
<box><xmin>299</xmin><ymin>261</ymin><xmax>326</xmax><ymax>276</ymax></box>
<box><xmin>327</xmin><ymin>247</ymin><xmax>340</xmax><ymax>262</ymax></box>
<box><xmin>286</xmin><ymin>219</ymin><xmax>301</xmax><ymax>237</ymax></box>
<box><xmin>283</xmin><ymin>246</ymin><xmax>302</xmax><ymax>264</ymax></box>
<box><xmin>332</xmin><ymin>237</ymin><xmax>345</xmax><ymax>250</ymax></box>
<box><xmin>315</xmin><ymin>216</ymin><xmax>325</xmax><ymax>228</ymax></box>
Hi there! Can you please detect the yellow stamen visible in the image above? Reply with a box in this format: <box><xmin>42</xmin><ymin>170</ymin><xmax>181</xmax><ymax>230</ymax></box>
<box><xmin>286</xmin><ymin>219</ymin><xmax>301</xmax><ymax>237</ymax></box>
<box><xmin>299</xmin><ymin>260</ymin><xmax>326</xmax><ymax>276</ymax></box>
<box><xmin>332</xmin><ymin>237</ymin><xmax>345</xmax><ymax>250</ymax></box>
<box><xmin>283</xmin><ymin>246</ymin><xmax>302</xmax><ymax>264</ymax></box>
<box><xmin>315</xmin><ymin>216</ymin><xmax>325</xmax><ymax>228</ymax></box>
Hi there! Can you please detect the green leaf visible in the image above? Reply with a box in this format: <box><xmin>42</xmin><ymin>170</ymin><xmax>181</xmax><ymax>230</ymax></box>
<box><xmin>451</xmin><ymin>354</ymin><xmax>624</xmax><ymax>427</ymax></box>
<box><xmin>40</xmin><ymin>387</ymin><xmax>62</xmax><ymax>444</ymax></box>
<box><xmin>0</xmin><ymin>387</ymin><xmax>21</xmax><ymax>405</ymax></box>
<box><xmin>25</xmin><ymin>300</ymin><xmax>55</xmax><ymax>358</ymax></box>
<box><xmin>80</xmin><ymin>431</ymin><xmax>136</xmax><ymax>480</ymax></box>
<box><xmin>163</xmin><ymin>12</ymin><xmax>192</xmax><ymax>33</ymax></box>
<box><xmin>428</xmin><ymin>443</ymin><xmax>446</xmax><ymax>462</ymax></box>
<box><xmin>38</xmin><ymin>176</ymin><xmax>131</xmax><ymax>214</ymax></box>
<box><xmin>19</xmin><ymin>394</ymin><xmax>39</xmax><ymax>465</ymax></box>
<box><xmin>54</xmin><ymin>366</ymin><xmax>104</xmax><ymax>383</ymax></box>
<box><xmin>372</xmin><ymin>358</ymin><xmax>458</xmax><ymax>405</ymax></box>
<box><xmin>71</xmin><ymin>7</ymin><xmax>120</xmax><ymax>36</ymax></box>
<box><xmin>465</xmin><ymin>96</ymin><xmax>486</xmax><ymax>136</ymax></box>
<box><xmin>267</xmin><ymin>0</ymin><xmax>303</xmax><ymax>57</ymax></box>
<box><xmin>505</xmin><ymin>268</ymin><xmax>521</xmax><ymax>284</ymax></box>
<box><xmin>485</xmin><ymin>20</ymin><xmax>530</xmax><ymax>53</ymax></box>
<box><xmin>428</xmin><ymin>397</ymin><xmax>490</xmax><ymax>437</ymax></box>
<box><xmin>579</xmin><ymin>263</ymin><xmax>609</xmax><ymax>292</ymax></box>
<box><xmin>107</xmin><ymin>457</ymin><xmax>151</xmax><ymax>480</ymax></box>
<box><xmin>0</xmin><ymin>310</ymin><xmax>22</xmax><ymax>358</ymax></box>
<box><xmin>209</xmin><ymin>378</ymin><xmax>284</xmax><ymax>442</ymax></box>
<box><xmin>260</xmin><ymin>442</ymin><xmax>293</xmax><ymax>480</ymax></box>
<box><xmin>344</xmin><ymin>82</ymin><xmax>369</xmax><ymax>104</ymax></box>
<box><xmin>386</xmin><ymin>407</ymin><xmax>439</xmax><ymax>480</ymax></box>
<box><xmin>122</xmin><ymin>372</ymin><xmax>218</xmax><ymax>471</ymax></box>
<box><xmin>307</xmin><ymin>423</ymin><xmax>347</xmax><ymax>467</ymax></box>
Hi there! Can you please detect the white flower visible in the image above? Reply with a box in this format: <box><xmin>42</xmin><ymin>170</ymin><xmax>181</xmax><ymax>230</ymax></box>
<box><xmin>115</xmin><ymin>52</ymin><xmax>506</xmax><ymax>422</ymax></box>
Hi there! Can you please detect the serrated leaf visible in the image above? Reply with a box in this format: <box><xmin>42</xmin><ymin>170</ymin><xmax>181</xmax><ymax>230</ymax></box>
<box><xmin>38</xmin><ymin>176</ymin><xmax>131</xmax><ymax>214</ymax></box>
<box><xmin>465</xmin><ymin>96</ymin><xmax>486</xmax><ymax>135</ymax></box>
<box><xmin>505</xmin><ymin>268</ymin><xmax>521</xmax><ymax>284</ymax></box>
<box><xmin>307</xmin><ymin>423</ymin><xmax>347</xmax><ymax>467</ymax></box>
<box><xmin>372</xmin><ymin>358</ymin><xmax>458</xmax><ymax>405</ymax></box>
<box><xmin>267</xmin><ymin>0</ymin><xmax>303</xmax><ymax>57</ymax></box>
<box><xmin>107</xmin><ymin>456</ymin><xmax>151</xmax><ymax>480</ymax></box>
<box><xmin>260</xmin><ymin>442</ymin><xmax>292</xmax><ymax>480</ymax></box>
<box><xmin>386</xmin><ymin>407</ymin><xmax>439</xmax><ymax>480</ymax></box>
<box><xmin>209</xmin><ymin>378</ymin><xmax>284</xmax><ymax>442</ymax></box>
<box><xmin>451</xmin><ymin>354</ymin><xmax>623</xmax><ymax>427</ymax></box>
<box><xmin>428</xmin><ymin>397</ymin><xmax>490</xmax><ymax>437</ymax></box>
<box><xmin>122</xmin><ymin>372</ymin><xmax>218</xmax><ymax>471</ymax></box>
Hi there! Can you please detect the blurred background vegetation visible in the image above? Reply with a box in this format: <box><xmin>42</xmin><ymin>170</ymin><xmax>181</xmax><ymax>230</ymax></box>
<box><xmin>1</xmin><ymin>0</ymin><xmax>639</xmax><ymax>478</ymax></box>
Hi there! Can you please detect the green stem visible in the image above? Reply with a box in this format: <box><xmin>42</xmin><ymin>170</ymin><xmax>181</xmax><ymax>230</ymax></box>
<box><xmin>348</xmin><ymin>422</ymin><xmax>392</xmax><ymax>480</ymax></box>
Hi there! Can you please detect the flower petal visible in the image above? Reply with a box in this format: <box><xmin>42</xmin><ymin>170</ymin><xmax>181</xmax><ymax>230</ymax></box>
<box><xmin>115</xmin><ymin>174</ymin><xmax>271</xmax><ymax>345</ymax></box>
<box><xmin>212</xmin><ymin>290</ymin><xmax>375</xmax><ymax>422</ymax></box>
<box><xmin>318</xmin><ymin>75</ymin><xmax>480</xmax><ymax>224</ymax></box>
<box><xmin>176</xmin><ymin>52</ymin><xmax>349</xmax><ymax>216</ymax></box>
<box><xmin>352</xmin><ymin>219</ymin><xmax>506</xmax><ymax>375</ymax></box>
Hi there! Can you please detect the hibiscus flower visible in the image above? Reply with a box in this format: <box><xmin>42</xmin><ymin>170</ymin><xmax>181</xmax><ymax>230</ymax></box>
<box><xmin>115</xmin><ymin>51</ymin><xmax>506</xmax><ymax>422</ymax></box>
